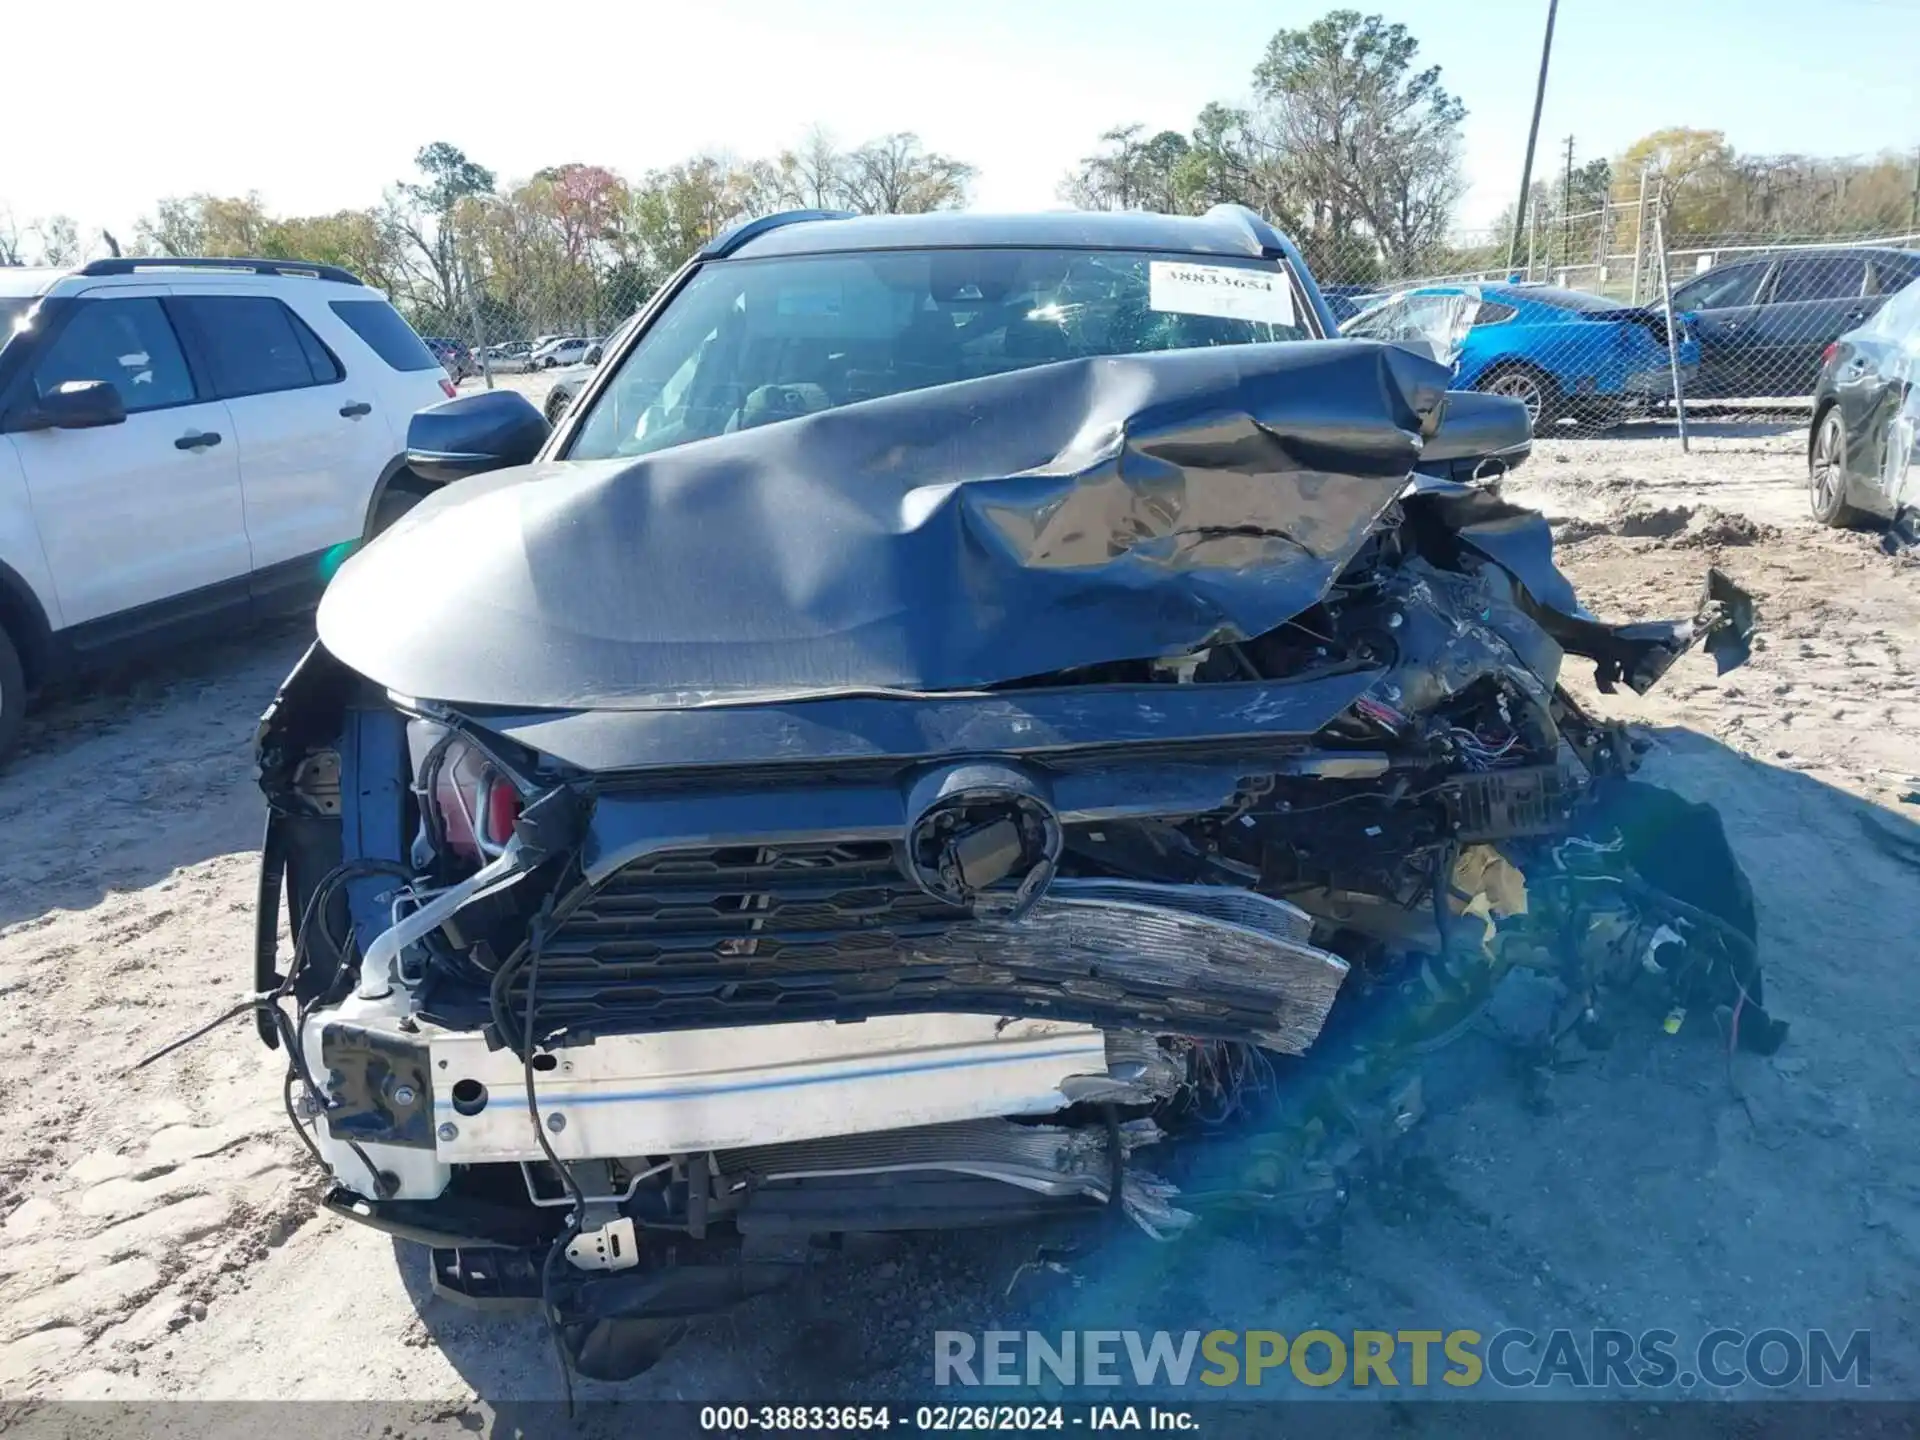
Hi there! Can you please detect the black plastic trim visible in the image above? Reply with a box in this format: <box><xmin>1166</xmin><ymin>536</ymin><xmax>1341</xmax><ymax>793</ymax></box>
<box><xmin>77</xmin><ymin>256</ymin><xmax>364</xmax><ymax>285</ymax></box>
<box><xmin>249</xmin><ymin>549</ymin><xmax>337</xmax><ymax>618</ymax></box>
<box><xmin>700</xmin><ymin>209</ymin><xmax>855</xmax><ymax>259</ymax></box>
<box><xmin>58</xmin><ymin>571</ymin><xmax>252</xmax><ymax>661</ymax></box>
<box><xmin>322</xmin><ymin>1187</ymin><xmax>552</xmax><ymax>1250</ymax></box>
<box><xmin>0</xmin><ymin>558</ymin><xmax>56</xmax><ymax>686</ymax></box>
<box><xmin>362</xmin><ymin>453</ymin><xmax>426</xmax><ymax>538</ymax></box>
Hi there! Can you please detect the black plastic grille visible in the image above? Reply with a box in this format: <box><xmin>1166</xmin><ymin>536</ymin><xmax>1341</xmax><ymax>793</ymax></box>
<box><xmin>538</xmin><ymin>839</ymin><xmax>966</xmax><ymax>972</ymax></box>
<box><xmin>506</xmin><ymin>840</ymin><xmax>1344</xmax><ymax>1047</ymax></box>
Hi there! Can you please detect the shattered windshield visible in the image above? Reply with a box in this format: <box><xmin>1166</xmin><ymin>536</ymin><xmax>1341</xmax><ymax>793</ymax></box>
<box><xmin>569</xmin><ymin>248</ymin><xmax>1312</xmax><ymax>461</ymax></box>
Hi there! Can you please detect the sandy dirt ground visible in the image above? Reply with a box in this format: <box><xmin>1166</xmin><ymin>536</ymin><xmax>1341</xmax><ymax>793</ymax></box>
<box><xmin>2</xmin><ymin>421</ymin><xmax>1919</xmax><ymax>1428</ymax></box>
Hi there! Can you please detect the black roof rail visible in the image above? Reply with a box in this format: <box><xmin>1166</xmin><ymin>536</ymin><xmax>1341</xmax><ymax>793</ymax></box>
<box><xmin>1202</xmin><ymin>203</ymin><xmax>1291</xmax><ymax>259</ymax></box>
<box><xmin>701</xmin><ymin>210</ymin><xmax>855</xmax><ymax>260</ymax></box>
<box><xmin>75</xmin><ymin>256</ymin><xmax>365</xmax><ymax>285</ymax></box>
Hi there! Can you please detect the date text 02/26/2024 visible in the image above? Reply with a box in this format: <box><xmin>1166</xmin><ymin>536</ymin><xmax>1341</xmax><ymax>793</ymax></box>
<box><xmin>698</xmin><ymin>1405</ymin><xmax>1199</xmax><ymax>1432</ymax></box>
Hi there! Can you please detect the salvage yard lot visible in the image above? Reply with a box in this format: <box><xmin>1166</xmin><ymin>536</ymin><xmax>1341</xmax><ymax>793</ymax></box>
<box><xmin>1</xmin><ymin>427</ymin><xmax>1918</xmax><ymax>1418</ymax></box>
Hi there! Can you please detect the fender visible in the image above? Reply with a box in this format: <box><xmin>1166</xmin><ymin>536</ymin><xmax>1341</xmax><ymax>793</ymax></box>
<box><xmin>360</xmin><ymin>454</ymin><xmax>437</xmax><ymax>540</ymax></box>
<box><xmin>0</xmin><ymin>554</ymin><xmax>57</xmax><ymax>687</ymax></box>
<box><xmin>0</xmin><ymin>435</ymin><xmax>62</xmax><ymax>687</ymax></box>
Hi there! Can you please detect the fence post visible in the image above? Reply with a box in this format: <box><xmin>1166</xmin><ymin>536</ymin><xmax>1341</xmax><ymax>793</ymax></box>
<box><xmin>1629</xmin><ymin>167</ymin><xmax>1650</xmax><ymax>304</ymax></box>
<box><xmin>468</xmin><ymin>291</ymin><xmax>493</xmax><ymax>391</ymax></box>
<box><xmin>1652</xmin><ymin>208</ymin><xmax>1690</xmax><ymax>453</ymax></box>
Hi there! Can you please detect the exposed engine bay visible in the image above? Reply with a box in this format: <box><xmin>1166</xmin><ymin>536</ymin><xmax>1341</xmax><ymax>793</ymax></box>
<box><xmin>247</xmin><ymin>341</ymin><xmax>1780</xmax><ymax>1381</ymax></box>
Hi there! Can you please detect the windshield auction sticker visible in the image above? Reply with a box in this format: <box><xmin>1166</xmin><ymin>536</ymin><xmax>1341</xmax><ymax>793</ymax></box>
<box><xmin>1149</xmin><ymin>261</ymin><xmax>1295</xmax><ymax>327</ymax></box>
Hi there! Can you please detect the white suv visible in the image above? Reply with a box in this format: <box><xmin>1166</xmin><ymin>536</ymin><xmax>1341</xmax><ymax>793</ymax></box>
<box><xmin>0</xmin><ymin>257</ymin><xmax>458</xmax><ymax>761</ymax></box>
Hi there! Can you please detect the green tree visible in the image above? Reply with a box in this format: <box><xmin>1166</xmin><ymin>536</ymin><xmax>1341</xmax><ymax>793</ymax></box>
<box><xmin>391</xmin><ymin>142</ymin><xmax>498</xmax><ymax>327</ymax></box>
<box><xmin>1060</xmin><ymin>125</ymin><xmax>1193</xmax><ymax>212</ymax></box>
<box><xmin>133</xmin><ymin>193</ymin><xmax>275</xmax><ymax>257</ymax></box>
<box><xmin>1617</xmin><ymin>127</ymin><xmax>1736</xmax><ymax>240</ymax></box>
<box><xmin>266</xmin><ymin>210</ymin><xmax>405</xmax><ymax>293</ymax></box>
<box><xmin>622</xmin><ymin>156</ymin><xmax>759</xmax><ymax>290</ymax></box>
<box><xmin>1253</xmin><ymin>9</ymin><xmax>1466</xmax><ymax>273</ymax></box>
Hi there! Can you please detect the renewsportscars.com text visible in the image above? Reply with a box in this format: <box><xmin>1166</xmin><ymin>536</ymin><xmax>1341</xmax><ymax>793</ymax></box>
<box><xmin>934</xmin><ymin>1328</ymin><xmax>1870</xmax><ymax>1391</ymax></box>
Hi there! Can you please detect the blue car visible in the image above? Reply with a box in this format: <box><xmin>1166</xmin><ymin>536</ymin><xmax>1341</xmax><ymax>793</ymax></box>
<box><xmin>1343</xmin><ymin>282</ymin><xmax>1700</xmax><ymax>426</ymax></box>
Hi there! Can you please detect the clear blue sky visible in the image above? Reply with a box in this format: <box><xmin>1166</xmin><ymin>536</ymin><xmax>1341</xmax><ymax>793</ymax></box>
<box><xmin>6</xmin><ymin>0</ymin><xmax>1917</xmax><ymax>247</ymax></box>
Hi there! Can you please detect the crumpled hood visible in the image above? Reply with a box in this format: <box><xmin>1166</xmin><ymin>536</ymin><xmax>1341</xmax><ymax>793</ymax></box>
<box><xmin>319</xmin><ymin>340</ymin><xmax>1450</xmax><ymax>711</ymax></box>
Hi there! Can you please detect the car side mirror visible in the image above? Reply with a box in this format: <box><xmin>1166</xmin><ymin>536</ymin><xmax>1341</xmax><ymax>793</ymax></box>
<box><xmin>1420</xmin><ymin>389</ymin><xmax>1533</xmax><ymax>480</ymax></box>
<box><xmin>16</xmin><ymin>380</ymin><xmax>127</xmax><ymax>432</ymax></box>
<box><xmin>405</xmin><ymin>389</ymin><xmax>551</xmax><ymax>484</ymax></box>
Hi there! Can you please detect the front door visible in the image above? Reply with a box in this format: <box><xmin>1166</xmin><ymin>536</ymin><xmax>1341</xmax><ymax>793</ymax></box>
<box><xmin>1669</xmin><ymin>260</ymin><xmax>1770</xmax><ymax>398</ymax></box>
<box><xmin>9</xmin><ymin>288</ymin><xmax>250</xmax><ymax>647</ymax></box>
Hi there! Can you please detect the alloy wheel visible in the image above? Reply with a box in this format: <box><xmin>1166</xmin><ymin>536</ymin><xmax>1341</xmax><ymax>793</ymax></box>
<box><xmin>1486</xmin><ymin>370</ymin><xmax>1546</xmax><ymax>425</ymax></box>
<box><xmin>1810</xmin><ymin>413</ymin><xmax>1844</xmax><ymax>517</ymax></box>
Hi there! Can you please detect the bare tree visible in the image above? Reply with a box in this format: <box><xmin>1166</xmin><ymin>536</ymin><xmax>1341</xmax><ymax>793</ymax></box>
<box><xmin>134</xmin><ymin>197</ymin><xmax>206</xmax><ymax>257</ymax></box>
<box><xmin>30</xmin><ymin>215</ymin><xmax>81</xmax><ymax>267</ymax></box>
<box><xmin>73</xmin><ymin>122</ymin><xmax>982</xmax><ymax>339</ymax></box>
<box><xmin>780</xmin><ymin>127</ymin><xmax>850</xmax><ymax>210</ymax></box>
<box><xmin>842</xmin><ymin>133</ymin><xmax>973</xmax><ymax>214</ymax></box>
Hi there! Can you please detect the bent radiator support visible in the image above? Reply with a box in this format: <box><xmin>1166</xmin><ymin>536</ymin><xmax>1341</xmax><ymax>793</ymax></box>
<box><xmin>719</xmin><ymin>1117</ymin><xmax>1194</xmax><ymax>1239</ymax></box>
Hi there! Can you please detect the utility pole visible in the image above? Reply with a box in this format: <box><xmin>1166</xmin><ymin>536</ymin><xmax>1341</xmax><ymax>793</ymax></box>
<box><xmin>1562</xmin><ymin>135</ymin><xmax>1575</xmax><ymax>274</ymax></box>
<box><xmin>1630</xmin><ymin>166</ymin><xmax>1651</xmax><ymax>303</ymax></box>
<box><xmin>1910</xmin><ymin>146</ymin><xmax>1919</xmax><ymax>234</ymax></box>
<box><xmin>1504</xmin><ymin>0</ymin><xmax>1559</xmax><ymax>275</ymax></box>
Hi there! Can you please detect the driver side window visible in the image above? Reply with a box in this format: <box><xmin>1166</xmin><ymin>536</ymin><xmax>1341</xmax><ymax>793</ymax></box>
<box><xmin>34</xmin><ymin>298</ymin><xmax>198</xmax><ymax>414</ymax></box>
<box><xmin>1673</xmin><ymin>263</ymin><xmax>1762</xmax><ymax>311</ymax></box>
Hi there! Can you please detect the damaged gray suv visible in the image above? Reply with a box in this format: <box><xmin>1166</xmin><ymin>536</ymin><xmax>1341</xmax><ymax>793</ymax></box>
<box><xmin>248</xmin><ymin>207</ymin><xmax>1782</xmax><ymax>1381</ymax></box>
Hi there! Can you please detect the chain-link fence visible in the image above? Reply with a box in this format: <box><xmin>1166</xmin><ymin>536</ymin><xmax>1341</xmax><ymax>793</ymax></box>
<box><xmin>1303</xmin><ymin>199</ymin><xmax>1920</xmax><ymax>441</ymax></box>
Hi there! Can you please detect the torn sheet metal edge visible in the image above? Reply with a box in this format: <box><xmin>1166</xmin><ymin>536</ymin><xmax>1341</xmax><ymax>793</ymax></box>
<box><xmin>920</xmin><ymin>890</ymin><xmax>1349</xmax><ymax>1056</ymax></box>
<box><xmin>1886</xmin><ymin>351</ymin><xmax>1919</xmax><ymax>510</ymax></box>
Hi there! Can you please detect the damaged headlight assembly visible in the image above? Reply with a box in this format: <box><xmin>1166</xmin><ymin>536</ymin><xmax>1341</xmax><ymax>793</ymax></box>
<box><xmin>175</xmin><ymin>323</ymin><xmax>1787</xmax><ymax>1387</ymax></box>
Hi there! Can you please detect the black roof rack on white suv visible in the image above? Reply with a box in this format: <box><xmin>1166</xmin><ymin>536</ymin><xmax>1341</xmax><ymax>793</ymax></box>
<box><xmin>76</xmin><ymin>257</ymin><xmax>365</xmax><ymax>285</ymax></box>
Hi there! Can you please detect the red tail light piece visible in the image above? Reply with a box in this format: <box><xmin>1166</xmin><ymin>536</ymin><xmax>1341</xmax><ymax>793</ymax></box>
<box><xmin>439</xmin><ymin>377</ymin><xmax>458</xmax><ymax>398</ymax></box>
<box><xmin>1821</xmin><ymin>343</ymin><xmax>1838</xmax><ymax>369</ymax></box>
<box><xmin>487</xmin><ymin>778</ymin><xmax>523</xmax><ymax>850</ymax></box>
<box><xmin>431</xmin><ymin>740</ymin><xmax>523</xmax><ymax>861</ymax></box>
